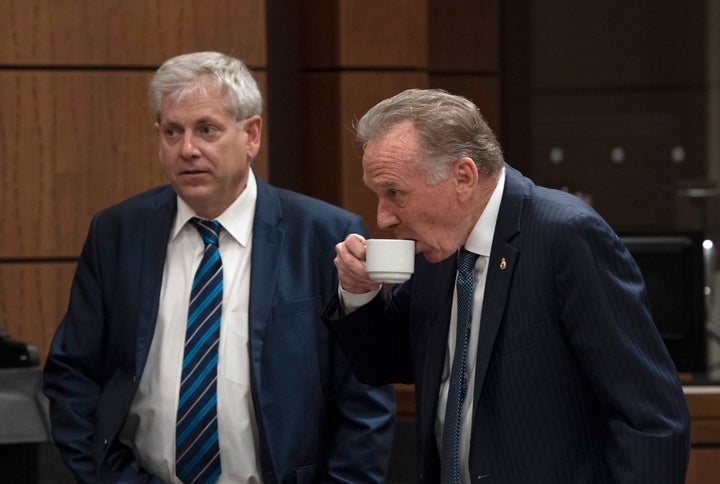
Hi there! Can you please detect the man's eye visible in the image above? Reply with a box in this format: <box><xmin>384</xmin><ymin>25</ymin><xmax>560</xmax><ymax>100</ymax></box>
<box><xmin>200</xmin><ymin>125</ymin><xmax>218</xmax><ymax>136</ymax></box>
<box><xmin>164</xmin><ymin>127</ymin><xmax>180</xmax><ymax>138</ymax></box>
<box><xmin>383</xmin><ymin>189</ymin><xmax>408</xmax><ymax>207</ymax></box>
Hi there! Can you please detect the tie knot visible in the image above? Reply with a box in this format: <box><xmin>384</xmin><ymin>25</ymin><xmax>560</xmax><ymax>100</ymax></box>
<box><xmin>191</xmin><ymin>218</ymin><xmax>221</xmax><ymax>247</ymax></box>
<box><xmin>458</xmin><ymin>248</ymin><xmax>479</xmax><ymax>274</ymax></box>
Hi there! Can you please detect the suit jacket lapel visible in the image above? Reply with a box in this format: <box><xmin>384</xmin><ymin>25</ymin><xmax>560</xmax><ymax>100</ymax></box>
<box><xmin>471</xmin><ymin>165</ymin><xmax>525</xmax><ymax>405</ymax></box>
<box><xmin>135</xmin><ymin>188</ymin><xmax>176</xmax><ymax>376</ymax></box>
<box><xmin>247</xmin><ymin>178</ymin><xmax>284</xmax><ymax>478</ymax></box>
<box><xmin>248</xmin><ymin>178</ymin><xmax>284</xmax><ymax>364</ymax></box>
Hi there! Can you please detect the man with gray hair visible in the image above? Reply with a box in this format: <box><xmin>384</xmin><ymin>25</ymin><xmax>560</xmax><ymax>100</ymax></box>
<box><xmin>325</xmin><ymin>88</ymin><xmax>690</xmax><ymax>483</ymax></box>
<box><xmin>43</xmin><ymin>51</ymin><xmax>395</xmax><ymax>483</ymax></box>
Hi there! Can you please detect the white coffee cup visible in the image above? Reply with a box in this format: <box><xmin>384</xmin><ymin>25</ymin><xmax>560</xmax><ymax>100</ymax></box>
<box><xmin>365</xmin><ymin>239</ymin><xmax>415</xmax><ymax>283</ymax></box>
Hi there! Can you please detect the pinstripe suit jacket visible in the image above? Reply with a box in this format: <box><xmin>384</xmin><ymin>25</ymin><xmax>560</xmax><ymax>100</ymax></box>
<box><xmin>326</xmin><ymin>164</ymin><xmax>690</xmax><ymax>483</ymax></box>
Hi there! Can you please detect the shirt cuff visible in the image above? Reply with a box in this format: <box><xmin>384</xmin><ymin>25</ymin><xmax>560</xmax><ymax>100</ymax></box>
<box><xmin>338</xmin><ymin>284</ymin><xmax>381</xmax><ymax>314</ymax></box>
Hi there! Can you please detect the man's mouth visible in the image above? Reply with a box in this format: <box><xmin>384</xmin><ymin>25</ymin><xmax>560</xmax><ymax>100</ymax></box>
<box><xmin>396</xmin><ymin>235</ymin><xmax>420</xmax><ymax>252</ymax></box>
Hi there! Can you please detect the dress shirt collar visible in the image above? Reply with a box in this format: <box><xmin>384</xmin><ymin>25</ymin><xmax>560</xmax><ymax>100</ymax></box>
<box><xmin>464</xmin><ymin>166</ymin><xmax>505</xmax><ymax>257</ymax></box>
<box><xmin>170</xmin><ymin>169</ymin><xmax>258</xmax><ymax>247</ymax></box>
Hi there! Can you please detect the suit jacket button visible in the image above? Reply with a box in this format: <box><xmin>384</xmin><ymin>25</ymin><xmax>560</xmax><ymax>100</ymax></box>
<box><xmin>103</xmin><ymin>439</ymin><xmax>108</xmax><ymax>449</ymax></box>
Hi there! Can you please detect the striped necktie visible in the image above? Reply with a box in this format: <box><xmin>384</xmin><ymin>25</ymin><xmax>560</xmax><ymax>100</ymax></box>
<box><xmin>441</xmin><ymin>247</ymin><xmax>479</xmax><ymax>484</ymax></box>
<box><xmin>176</xmin><ymin>218</ymin><xmax>223</xmax><ymax>484</ymax></box>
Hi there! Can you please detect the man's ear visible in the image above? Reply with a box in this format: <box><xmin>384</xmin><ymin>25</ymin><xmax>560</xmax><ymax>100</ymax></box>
<box><xmin>453</xmin><ymin>157</ymin><xmax>479</xmax><ymax>199</ymax></box>
<box><xmin>244</xmin><ymin>115</ymin><xmax>263</xmax><ymax>158</ymax></box>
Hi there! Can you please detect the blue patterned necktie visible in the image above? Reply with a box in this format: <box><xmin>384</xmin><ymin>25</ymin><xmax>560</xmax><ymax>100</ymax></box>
<box><xmin>441</xmin><ymin>247</ymin><xmax>480</xmax><ymax>484</ymax></box>
<box><xmin>176</xmin><ymin>218</ymin><xmax>223</xmax><ymax>484</ymax></box>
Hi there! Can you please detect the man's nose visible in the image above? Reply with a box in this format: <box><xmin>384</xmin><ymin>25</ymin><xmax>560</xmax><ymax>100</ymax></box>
<box><xmin>180</xmin><ymin>133</ymin><xmax>199</xmax><ymax>159</ymax></box>
<box><xmin>376</xmin><ymin>199</ymin><xmax>399</xmax><ymax>230</ymax></box>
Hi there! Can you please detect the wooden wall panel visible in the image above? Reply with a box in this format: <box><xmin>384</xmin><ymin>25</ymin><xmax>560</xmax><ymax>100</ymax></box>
<box><xmin>300</xmin><ymin>0</ymin><xmax>428</xmax><ymax>68</ymax></box>
<box><xmin>0</xmin><ymin>71</ymin><xmax>160</xmax><ymax>258</ymax></box>
<box><xmin>301</xmin><ymin>72</ymin><xmax>428</xmax><ymax>235</ymax></box>
<box><xmin>529</xmin><ymin>90</ymin><xmax>706</xmax><ymax>229</ymax></box>
<box><xmin>529</xmin><ymin>1</ymin><xmax>706</xmax><ymax>90</ymax></box>
<box><xmin>0</xmin><ymin>263</ymin><xmax>76</xmax><ymax>364</ymax></box>
<box><xmin>0</xmin><ymin>0</ymin><xmax>266</xmax><ymax>67</ymax></box>
<box><xmin>429</xmin><ymin>75</ymin><xmax>502</xmax><ymax>139</ymax></box>
<box><xmin>428</xmin><ymin>0</ymin><xmax>500</xmax><ymax>72</ymax></box>
<box><xmin>299</xmin><ymin>74</ymin><xmax>343</xmax><ymax>204</ymax></box>
<box><xmin>687</xmin><ymin>448</ymin><xmax>720</xmax><ymax>484</ymax></box>
<box><xmin>338</xmin><ymin>0</ymin><xmax>428</xmax><ymax>67</ymax></box>
<box><xmin>0</xmin><ymin>71</ymin><xmax>269</xmax><ymax>259</ymax></box>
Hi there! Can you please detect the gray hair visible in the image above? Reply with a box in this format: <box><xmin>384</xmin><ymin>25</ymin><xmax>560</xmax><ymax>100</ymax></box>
<box><xmin>355</xmin><ymin>88</ymin><xmax>504</xmax><ymax>184</ymax></box>
<box><xmin>149</xmin><ymin>51</ymin><xmax>262</xmax><ymax>122</ymax></box>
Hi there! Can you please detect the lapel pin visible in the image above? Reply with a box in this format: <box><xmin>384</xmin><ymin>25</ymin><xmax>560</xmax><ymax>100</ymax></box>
<box><xmin>500</xmin><ymin>258</ymin><xmax>507</xmax><ymax>270</ymax></box>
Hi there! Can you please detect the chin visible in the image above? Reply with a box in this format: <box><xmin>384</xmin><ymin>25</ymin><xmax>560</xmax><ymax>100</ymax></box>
<box><xmin>424</xmin><ymin>248</ymin><xmax>456</xmax><ymax>264</ymax></box>
<box><xmin>176</xmin><ymin>187</ymin><xmax>213</xmax><ymax>207</ymax></box>
<box><xmin>176</xmin><ymin>182</ymin><xmax>211</xmax><ymax>196</ymax></box>
<box><xmin>420</xmin><ymin>249</ymin><xmax>440</xmax><ymax>263</ymax></box>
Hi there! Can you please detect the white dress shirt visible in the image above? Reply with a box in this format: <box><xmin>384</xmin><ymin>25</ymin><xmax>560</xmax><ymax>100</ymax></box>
<box><xmin>435</xmin><ymin>168</ymin><xmax>504</xmax><ymax>484</ymax></box>
<box><xmin>120</xmin><ymin>170</ymin><xmax>262</xmax><ymax>483</ymax></box>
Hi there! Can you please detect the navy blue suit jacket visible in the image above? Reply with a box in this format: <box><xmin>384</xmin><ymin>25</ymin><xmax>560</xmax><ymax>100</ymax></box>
<box><xmin>326</xmin><ymin>165</ymin><xmax>690</xmax><ymax>483</ymax></box>
<box><xmin>44</xmin><ymin>177</ymin><xmax>396</xmax><ymax>483</ymax></box>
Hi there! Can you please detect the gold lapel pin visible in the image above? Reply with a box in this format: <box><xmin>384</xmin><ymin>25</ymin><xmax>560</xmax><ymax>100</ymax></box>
<box><xmin>500</xmin><ymin>258</ymin><xmax>507</xmax><ymax>270</ymax></box>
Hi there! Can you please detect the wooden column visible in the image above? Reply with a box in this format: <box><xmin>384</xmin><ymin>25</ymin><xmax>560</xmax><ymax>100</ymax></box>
<box><xmin>295</xmin><ymin>0</ymin><xmax>430</xmax><ymax>234</ymax></box>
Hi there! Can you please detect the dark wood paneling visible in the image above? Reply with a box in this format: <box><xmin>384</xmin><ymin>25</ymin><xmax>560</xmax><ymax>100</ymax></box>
<box><xmin>504</xmin><ymin>0</ymin><xmax>712</xmax><ymax>231</ymax></box>
<box><xmin>299</xmin><ymin>74</ymin><xmax>343</xmax><ymax>204</ymax></box>
<box><xmin>299</xmin><ymin>0</ymin><xmax>340</xmax><ymax>68</ymax></box>
<box><xmin>530</xmin><ymin>90</ymin><xmax>707</xmax><ymax>229</ymax></box>
<box><xmin>302</xmin><ymin>71</ymin><xmax>427</xmax><ymax>214</ymax></box>
<box><xmin>685</xmin><ymin>388</ymin><xmax>720</xmax><ymax>483</ymax></box>
<box><xmin>687</xmin><ymin>448</ymin><xmax>720</xmax><ymax>484</ymax></box>
<box><xmin>0</xmin><ymin>0</ymin><xmax>266</xmax><ymax>67</ymax></box>
<box><xmin>428</xmin><ymin>0</ymin><xmax>500</xmax><ymax>73</ymax></box>
<box><xmin>0</xmin><ymin>71</ymin><xmax>161</xmax><ymax>257</ymax></box>
<box><xmin>300</xmin><ymin>0</ymin><xmax>428</xmax><ymax>68</ymax></box>
<box><xmin>339</xmin><ymin>0</ymin><xmax>428</xmax><ymax>67</ymax></box>
<box><xmin>429</xmin><ymin>75</ymin><xmax>502</xmax><ymax>139</ymax></box>
<box><xmin>301</xmin><ymin>72</ymin><xmax>428</xmax><ymax>233</ymax></box>
<box><xmin>529</xmin><ymin>1</ymin><xmax>707</xmax><ymax>90</ymax></box>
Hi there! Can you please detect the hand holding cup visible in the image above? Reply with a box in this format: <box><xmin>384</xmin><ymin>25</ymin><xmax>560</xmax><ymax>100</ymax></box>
<box><xmin>365</xmin><ymin>239</ymin><xmax>415</xmax><ymax>284</ymax></box>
